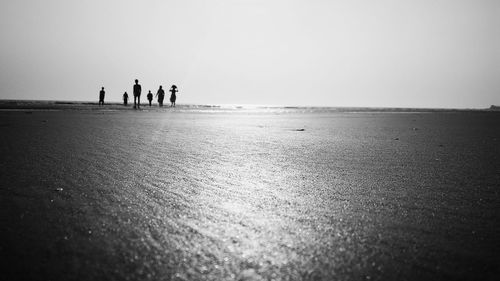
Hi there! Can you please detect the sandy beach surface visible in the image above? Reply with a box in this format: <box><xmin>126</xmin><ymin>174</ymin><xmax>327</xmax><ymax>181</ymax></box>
<box><xmin>1</xmin><ymin>103</ymin><xmax>499</xmax><ymax>280</ymax></box>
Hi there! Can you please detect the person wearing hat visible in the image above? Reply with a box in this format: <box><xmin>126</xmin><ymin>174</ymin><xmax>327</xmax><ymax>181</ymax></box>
<box><xmin>169</xmin><ymin>85</ymin><xmax>178</xmax><ymax>107</ymax></box>
<box><xmin>99</xmin><ymin>87</ymin><xmax>105</xmax><ymax>106</ymax></box>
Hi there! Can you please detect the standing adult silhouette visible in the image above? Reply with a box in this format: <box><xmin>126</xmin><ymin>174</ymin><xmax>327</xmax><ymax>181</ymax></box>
<box><xmin>169</xmin><ymin>85</ymin><xmax>178</xmax><ymax>107</ymax></box>
<box><xmin>133</xmin><ymin>79</ymin><xmax>141</xmax><ymax>109</ymax></box>
<box><xmin>147</xmin><ymin>90</ymin><xmax>153</xmax><ymax>106</ymax></box>
<box><xmin>156</xmin><ymin>86</ymin><xmax>165</xmax><ymax>107</ymax></box>
<box><xmin>99</xmin><ymin>87</ymin><xmax>105</xmax><ymax>106</ymax></box>
<box><xmin>123</xmin><ymin>92</ymin><xmax>129</xmax><ymax>106</ymax></box>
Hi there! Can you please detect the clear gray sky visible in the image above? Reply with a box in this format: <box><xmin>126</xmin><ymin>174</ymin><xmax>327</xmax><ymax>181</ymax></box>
<box><xmin>1</xmin><ymin>0</ymin><xmax>499</xmax><ymax>108</ymax></box>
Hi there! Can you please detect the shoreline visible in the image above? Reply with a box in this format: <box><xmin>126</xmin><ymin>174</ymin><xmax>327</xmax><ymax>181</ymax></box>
<box><xmin>0</xmin><ymin>99</ymin><xmax>496</xmax><ymax>112</ymax></box>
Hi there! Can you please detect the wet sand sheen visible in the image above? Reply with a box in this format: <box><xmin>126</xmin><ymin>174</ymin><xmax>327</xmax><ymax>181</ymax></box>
<box><xmin>2</xmin><ymin>109</ymin><xmax>499</xmax><ymax>280</ymax></box>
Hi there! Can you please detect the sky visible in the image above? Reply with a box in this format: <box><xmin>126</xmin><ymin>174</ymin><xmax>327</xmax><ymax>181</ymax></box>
<box><xmin>1</xmin><ymin>0</ymin><xmax>499</xmax><ymax>108</ymax></box>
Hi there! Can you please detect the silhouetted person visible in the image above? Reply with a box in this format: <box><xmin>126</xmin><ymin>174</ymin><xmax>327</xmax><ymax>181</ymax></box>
<box><xmin>156</xmin><ymin>86</ymin><xmax>165</xmax><ymax>107</ymax></box>
<box><xmin>147</xmin><ymin>90</ymin><xmax>153</xmax><ymax>106</ymax></box>
<box><xmin>123</xmin><ymin>92</ymin><xmax>129</xmax><ymax>106</ymax></box>
<box><xmin>133</xmin><ymin>79</ymin><xmax>141</xmax><ymax>109</ymax></box>
<box><xmin>99</xmin><ymin>87</ymin><xmax>105</xmax><ymax>106</ymax></box>
<box><xmin>169</xmin><ymin>85</ymin><xmax>178</xmax><ymax>107</ymax></box>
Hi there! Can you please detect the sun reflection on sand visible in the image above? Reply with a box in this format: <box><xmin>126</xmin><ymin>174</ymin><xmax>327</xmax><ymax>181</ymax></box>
<box><xmin>175</xmin><ymin>120</ymin><xmax>326</xmax><ymax>276</ymax></box>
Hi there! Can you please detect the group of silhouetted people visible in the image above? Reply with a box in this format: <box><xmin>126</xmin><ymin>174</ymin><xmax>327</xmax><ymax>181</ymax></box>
<box><xmin>99</xmin><ymin>79</ymin><xmax>178</xmax><ymax>108</ymax></box>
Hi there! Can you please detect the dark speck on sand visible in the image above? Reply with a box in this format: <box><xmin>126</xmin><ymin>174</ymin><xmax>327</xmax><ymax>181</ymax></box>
<box><xmin>1</xmin><ymin>103</ymin><xmax>500</xmax><ymax>281</ymax></box>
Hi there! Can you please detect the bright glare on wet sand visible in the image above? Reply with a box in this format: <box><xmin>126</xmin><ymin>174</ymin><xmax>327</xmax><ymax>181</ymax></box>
<box><xmin>2</xmin><ymin>107</ymin><xmax>499</xmax><ymax>280</ymax></box>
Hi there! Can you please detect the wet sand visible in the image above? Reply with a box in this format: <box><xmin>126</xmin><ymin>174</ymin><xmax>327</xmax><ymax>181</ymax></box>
<box><xmin>1</xmin><ymin>105</ymin><xmax>499</xmax><ymax>280</ymax></box>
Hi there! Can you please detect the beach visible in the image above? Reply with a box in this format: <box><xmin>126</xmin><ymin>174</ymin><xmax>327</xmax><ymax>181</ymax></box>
<box><xmin>1</xmin><ymin>104</ymin><xmax>499</xmax><ymax>280</ymax></box>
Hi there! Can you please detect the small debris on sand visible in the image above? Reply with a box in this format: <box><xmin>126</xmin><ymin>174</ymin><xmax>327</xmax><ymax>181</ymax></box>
<box><xmin>238</xmin><ymin>268</ymin><xmax>262</xmax><ymax>281</ymax></box>
<box><xmin>294</xmin><ymin>129</ymin><xmax>305</xmax><ymax>131</ymax></box>
<box><xmin>55</xmin><ymin>187</ymin><xmax>63</xmax><ymax>192</ymax></box>
<box><xmin>394</xmin><ymin>138</ymin><xmax>399</xmax><ymax>140</ymax></box>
